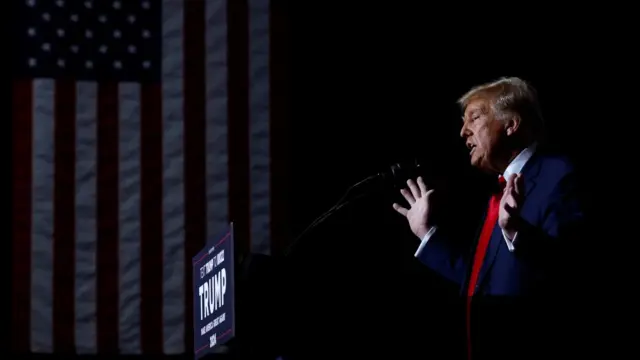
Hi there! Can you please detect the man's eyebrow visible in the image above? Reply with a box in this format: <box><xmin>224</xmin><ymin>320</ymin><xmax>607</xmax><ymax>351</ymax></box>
<box><xmin>463</xmin><ymin>109</ymin><xmax>482</xmax><ymax>120</ymax></box>
<box><xmin>470</xmin><ymin>107</ymin><xmax>488</xmax><ymax>116</ymax></box>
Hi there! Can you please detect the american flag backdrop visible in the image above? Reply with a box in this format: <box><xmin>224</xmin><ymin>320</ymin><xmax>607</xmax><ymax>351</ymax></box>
<box><xmin>11</xmin><ymin>0</ymin><xmax>290</xmax><ymax>355</ymax></box>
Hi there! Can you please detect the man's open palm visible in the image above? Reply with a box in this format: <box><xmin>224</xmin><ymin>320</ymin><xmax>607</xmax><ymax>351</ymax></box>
<box><xmin>499</xmin><ymin>173</ymin><xmax>524</xmax><ymax>236</ymax></box>
<box><xmin>392</xmin><ymin>177</ymin><xmax>434</xmax><ymax>239</ymax></box>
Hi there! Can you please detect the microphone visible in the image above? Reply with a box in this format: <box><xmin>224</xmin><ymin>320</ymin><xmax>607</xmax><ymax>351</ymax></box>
<box><xmin>283</xmin><ymin>158</ymin><xmax>422</xmax><ymax>257</ymax></box>
<box><xmin>321</xmin><ymin>158</ymin><xmax>423</xmax><ymax>211</ymax></box>
<box><xmin>375</xmin><ymin>158</ymin><xmax>423</xmax><ymax>190</ymax></box>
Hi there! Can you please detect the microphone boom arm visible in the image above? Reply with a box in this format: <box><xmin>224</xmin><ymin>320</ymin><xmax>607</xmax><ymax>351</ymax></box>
<box><xmin>282</xmin><ymin>159</ymin><xmax>421</xmax><ymax>257</ymax></box>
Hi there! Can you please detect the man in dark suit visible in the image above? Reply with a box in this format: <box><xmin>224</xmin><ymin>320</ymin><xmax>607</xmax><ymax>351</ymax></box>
<box><xmin>393</xmin><ymin>77</ymin><xmax>587</xmax><ymax>359</ymax></box>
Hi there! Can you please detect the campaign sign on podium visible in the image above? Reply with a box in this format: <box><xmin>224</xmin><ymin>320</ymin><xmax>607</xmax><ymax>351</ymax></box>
<box><xmin>193</xmin><ymin>224</ymin><xmax>235</xmax><ymax>358</ymax></box>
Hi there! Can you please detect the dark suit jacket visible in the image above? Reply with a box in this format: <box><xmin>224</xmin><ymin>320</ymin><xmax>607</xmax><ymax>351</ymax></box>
<box><xmin>416</xmin><ymin>149</ymin><xmax>588</xmax><ymax>359</ymax></box>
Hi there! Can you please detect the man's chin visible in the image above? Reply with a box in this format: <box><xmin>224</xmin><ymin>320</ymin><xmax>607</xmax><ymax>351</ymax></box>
<box><xmin>470</xmin><ymin>156</ymin><xmax>493</xmax><ymax>173</ymax></box>
<box><xmin>470</xmin><ymin>155</ymin><xmax>480</xmax><ymax>167</ymax></box>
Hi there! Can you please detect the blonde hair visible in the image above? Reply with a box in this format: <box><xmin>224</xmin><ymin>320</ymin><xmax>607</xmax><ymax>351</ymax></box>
<box><xmin>458</xmin><ymin>77</ymin><xmax>545</xmax><ymax>139</ymax></box>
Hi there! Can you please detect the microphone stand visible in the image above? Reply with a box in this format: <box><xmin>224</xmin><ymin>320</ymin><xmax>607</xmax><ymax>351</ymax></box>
<box><xmin>282</xmin><ymin>174</ymin><xmax>380</xmax><ymax>258</ymax></box>
<box><xmin>283</xmin><ymin>158</ymin><xmax>422</xmax><ymax>257</ymax></box>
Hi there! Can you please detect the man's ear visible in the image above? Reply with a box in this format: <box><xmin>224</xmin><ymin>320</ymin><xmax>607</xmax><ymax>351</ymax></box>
<box><xmin>505</xmin><ymin>114</ymin><xmax>521</xmax><ymax>136</ymax></box>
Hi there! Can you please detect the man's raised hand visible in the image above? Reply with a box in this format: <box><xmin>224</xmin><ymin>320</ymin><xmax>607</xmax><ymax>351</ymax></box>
<box><xmin>392</xmin><ymin>176</ymin><xmax>435</xmax><ymax>239</ymax></box>
<box><xmin>499</xmin><ymin>173</ymin><xmax>524</xmax><ymax>239</ymax></box>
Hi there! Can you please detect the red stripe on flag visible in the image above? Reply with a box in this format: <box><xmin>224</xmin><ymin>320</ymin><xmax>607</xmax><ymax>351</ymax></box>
<box><xmin>96</xmin><ymin>82</ymin><xmax>120</xmax><ymax>354</ymax></box>
<box><xmin>140</xmin><ymin>84</ymin><xmax>164</xmax><ymax>354</ymax></box>
<box><xmin>269</xmin><ymin>1</ymin><xmax>292</xmax><ymax>255</ymax></box>
<box><xmin>11</xmin><ymin>79</ymin><xmax>33</xmax><ymax>354</ymax></box>
<box><xmin>227</xmin><ymin>0</ymin><xmax>250</xmax><ymax>257</ymax></box>
<box><xmin>53</xmin><ymin>79</ymin><xmax>76</xmax><ymax>353</ymax></box>
<box><xmin>183</xmin><ymin>0</ymin><xmax>206</xmax><ymax>353</ymax></box>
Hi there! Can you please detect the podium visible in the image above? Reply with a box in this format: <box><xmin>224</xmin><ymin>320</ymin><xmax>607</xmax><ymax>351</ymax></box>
<box><xmin>189</xmin><ymin>178</ymin><xmax>391</xmax><ymax>358</ymax></box>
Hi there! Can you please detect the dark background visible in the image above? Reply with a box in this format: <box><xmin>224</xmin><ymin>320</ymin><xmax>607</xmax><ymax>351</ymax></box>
<box><xmin>286</xmin><ymin>5</ymin><xmax>606</xmax><ymax>235</ymax></box>
<box><xmin>274</xmin><ymin>3</ymin><xmax>631</xmax><ymax>358</ymax></box>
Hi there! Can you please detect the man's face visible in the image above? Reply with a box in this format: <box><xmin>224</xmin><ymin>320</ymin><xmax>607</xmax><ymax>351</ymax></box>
<box><xmin>460</xmin><ymin>98</ymin><xmax>508</xmax><ymax>173</ymax></box>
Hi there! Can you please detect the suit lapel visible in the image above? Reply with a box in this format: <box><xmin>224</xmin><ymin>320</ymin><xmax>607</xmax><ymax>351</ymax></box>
<box><xmin>473</xmin><ymin>153</ymin><xmax>543</xmax><ymax>294</ymax></box>
<box><xmin>521</xmin><ymin>153</ymin><xmax>541</xmax><ymax>199</ymax></box>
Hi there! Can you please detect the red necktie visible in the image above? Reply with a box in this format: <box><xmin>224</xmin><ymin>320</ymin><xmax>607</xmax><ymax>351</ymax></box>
<box><xmin>466</xmin><ymin>175</ymin><xmax>506</xmax><ymax>359</ymax></box>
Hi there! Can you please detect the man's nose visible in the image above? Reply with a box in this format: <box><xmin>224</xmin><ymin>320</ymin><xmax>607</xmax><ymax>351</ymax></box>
<box><xmin>460</xmin><ymin>124</ymin><xmax>471</xmax><ymax>138</ymax></box>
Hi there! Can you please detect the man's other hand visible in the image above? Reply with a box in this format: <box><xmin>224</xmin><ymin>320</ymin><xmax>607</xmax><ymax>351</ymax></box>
<box><xmin>499</xmin><ymin>173</ymin><xmax>524</xmax><ymax>239</ymax></box>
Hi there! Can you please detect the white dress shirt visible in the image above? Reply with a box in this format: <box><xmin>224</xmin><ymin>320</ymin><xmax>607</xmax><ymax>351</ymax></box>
<box><xmin>414</xmin><ymin>144</ymin><xmax>537</xmax><ymax>258</ymax></box>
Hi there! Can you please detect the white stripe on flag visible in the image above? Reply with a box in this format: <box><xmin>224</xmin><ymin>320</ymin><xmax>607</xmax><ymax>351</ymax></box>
<box><xmin>75</xmin><ymin>81</ymin><xmax>98</xmax><ymax>354</ymax></box>
<box><xmin>162</xmin><ymin>0</ymin><xmax>186</xmax><ymax>354</ymax></box>
<box><xmin>206</xmin><ymin>0</ymin><xmax>230</xmax><ymax>240</ymax></box>
<box><xmin>249</xmin><ymin>0</ymin><xmax>271</xmax><ymax>255</ymax></box>
<box><xmin>31</xmin><ymin>79</ymin><xmax>55</xmax><ymax>353</ymax></box>
<box><xmin>119</xmin><ymin>83</ymin><xmax>143</xmax><ymax>354</ymax></box>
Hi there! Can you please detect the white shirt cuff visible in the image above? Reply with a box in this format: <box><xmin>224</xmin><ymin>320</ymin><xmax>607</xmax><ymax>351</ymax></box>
<box><xmin>414</xmin><ymin>227</ymin><xmax>517</xmax><ymax>256</ymax></box>
<box><xmin>414</xmin><ymin>226</ymin><xmax>437</xmax><ymax>257</ymax></box>
<box><xmin>502</xmin><ymin>230</ymin><xmax>518</xmax><ymax>252</ymax></box>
